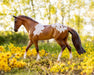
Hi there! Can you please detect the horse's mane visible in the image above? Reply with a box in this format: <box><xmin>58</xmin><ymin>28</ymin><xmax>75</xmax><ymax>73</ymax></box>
<box><xmin>19</xmin><ymin>15</ymin><xmax>39</xmax><ymax>23</ymax></box>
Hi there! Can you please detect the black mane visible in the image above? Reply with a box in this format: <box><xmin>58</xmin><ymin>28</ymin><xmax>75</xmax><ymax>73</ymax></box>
<box><xmin>19</xmin><ymin>15</ymin><xmax>39</xmax><ymax>23</ymax></box>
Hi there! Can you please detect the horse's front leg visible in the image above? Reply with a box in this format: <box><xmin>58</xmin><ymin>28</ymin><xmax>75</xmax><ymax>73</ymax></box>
<box><xmin>24</xmin><ymin>40</ymin><xmax>33</xmax><ymax>59</ymax></box>
<box><xmin>33</xmin><ymin>41</ymin><xmax>40</xmax><ymax>60</ymax></box>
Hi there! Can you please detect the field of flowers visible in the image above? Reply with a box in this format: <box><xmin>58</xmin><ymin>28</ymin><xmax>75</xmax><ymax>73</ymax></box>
<box><xmin>0</xmin><ymin>42</ymin><xmax>94</xmax><ymax>75</ymax></box>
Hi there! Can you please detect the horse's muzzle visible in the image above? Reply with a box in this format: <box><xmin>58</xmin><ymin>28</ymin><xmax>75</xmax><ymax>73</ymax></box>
<box><xmin>14</xmin><ymin>29</ymin><xmax>18</xmax><ymax>32</ymax></box>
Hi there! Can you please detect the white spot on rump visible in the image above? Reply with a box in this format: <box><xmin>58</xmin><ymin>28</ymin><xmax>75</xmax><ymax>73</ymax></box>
<box><xmin>51</xmin><ymin>23</ymin><xmax>67</xmax><ymax>33</ymax></box>
<box><xmin>33</xmin><ymin>24</ymin><xmax>45</xmax><ymax>36</ymax></box>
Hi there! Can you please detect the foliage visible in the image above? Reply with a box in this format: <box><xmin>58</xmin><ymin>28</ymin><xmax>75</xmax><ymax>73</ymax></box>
<box><xmin>0</xmin><ymin>0</ymin><xmax>94</xmax><ymax>36</ymax></box>
<box><xmin>0</xmin><ymin>31</ymin><xmax>28</xmax><ymax>45</ymax></box>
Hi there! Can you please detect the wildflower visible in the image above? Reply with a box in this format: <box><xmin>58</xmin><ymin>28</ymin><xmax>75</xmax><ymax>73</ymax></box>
<box><xmin>67</xmin><ymin>61</ymin><xmax>71</xmax><ymax>65</ymax></box>
<box><xmin>15</xmin><ymin>53</ymin><xmax>21</xmax><ymax>59</ymax></box>
<box><xmin>61</xmin><ymin>69</ymin><xmax>64</xmax><ymax>72</ymax></box>
<box><xmin>45</xmin><ymin>53</ymin><xmax>48</xmax><ymax>56</ymax></box>
<box><xmin>0</xmin><ymin>46</ymin><xmax>4</xmax><ymax>52</ymax></box>
<box><xmin>51</xmin><ymin>54</ymin><xmax>56</xmax><ymax>57</ymax></box>
<box><xmin>5</xmin><ymin>52</ymin><xmax>12</xmax><ymax>59</ymax></box>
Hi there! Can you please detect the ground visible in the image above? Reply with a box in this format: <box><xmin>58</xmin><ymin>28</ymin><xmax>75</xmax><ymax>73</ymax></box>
<box><xmin>0</xmin><ymin>42</ymin><xmax>94</xmax><ymax>75</ymax></box>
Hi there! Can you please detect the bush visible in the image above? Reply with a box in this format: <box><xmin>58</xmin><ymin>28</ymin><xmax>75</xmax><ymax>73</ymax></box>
<box><xmin>0</xmin><ymin>31</ymin><xmax>29</xmax><ymax>45</ymax></box>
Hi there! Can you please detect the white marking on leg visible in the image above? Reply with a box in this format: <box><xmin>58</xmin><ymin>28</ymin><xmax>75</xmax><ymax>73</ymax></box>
<box><xmin>70</xmin><ymin>52</ymin><xmax>72</xmax><ymax>59</ymax></box>
<box><xmin>24</xmin><ymin>51</ymin><xmax>27</xmax><ymax>59</ymax></box>
<box><xmin>36</xmin><ymin>53</ymin><xmax>41</xmax><ymax>60</ymax></box>
<box><xmin>57</xmin><ymin>51</ymin><xmax>62</xmax><ymax>61</ymax></box>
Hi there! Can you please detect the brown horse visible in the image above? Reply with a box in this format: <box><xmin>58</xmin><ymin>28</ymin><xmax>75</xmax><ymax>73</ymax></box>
<box><xmin>13</xmin><ymin>15</ymin><xmax>86</xmax><ymax>61</ymax></box>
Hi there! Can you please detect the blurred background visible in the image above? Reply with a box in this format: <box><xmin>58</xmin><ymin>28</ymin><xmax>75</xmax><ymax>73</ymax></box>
<box><xmin>0</xmin><ymin>0</ymin><xmax>94</xmax><ymax>45</ymax></box>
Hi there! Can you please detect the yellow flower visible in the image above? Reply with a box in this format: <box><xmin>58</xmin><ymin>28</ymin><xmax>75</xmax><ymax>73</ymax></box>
<box><xmin>45</xmin><ymin>53</ymin><xmax>48</xmax><ymax>56</ymax></box>
<box><xmin>65</xmin><ymin>67</ymin><xmax>69</xmax><ymax>71</ymax></box>
<box><xmin>1</xmin><ymin>53</ymin><xmax>5</xmax><ymax>58</ymax></box>
<box><xmin>78</xmin><ymin>65</ymin><xmax>81</xmax><ymax>69</ymax></box>
<box><xmin>15</xmin><ymin>53</ymin><xmax>22</xmax><ymax>59</ymax></box>
<box><xmin>39</xmin><ymin>49</ymin><xmax>46</xmax><ymax>57</ymax></box>
<box><xmin>27</xmin><ymin>50</ymin><xmax>32</xmax><ymax>57</ymax></box>
<box><xmin>0</xmin><ymin>46</ymin><xmax>4</xmax><ymax>51</ymax></box>
<box><xmin>22</xmin><ymin>46</ymin><xmax>26</xmax><ymax>50</ymax></box>
<box><xmin>9</xmin><ymin>58</ymin><xmax>17</xmax><ymax>64</ymax></box>
<box><xmin>67</xmin><ymin>61</ymin><xmax>71</xmax><ymax>65</ymax></box>
<box><xmin>61</xmin><ymin>69</ymin><xmax>64</xmax><ymax>72</ymax></box>
<box><xmin>31</xmin><ymin>48</ymin><xmax>37</xmax><ymax>56</ymax></box>
<box><xmin>8</xmin><ymin>43</ymin><xmax>14</xmax><ymax>50</ymax></box>
<box><xmin>51</xmin><ymin>54</ymin><xmax>56</xmax><ymax>57</ymax></box>
<box><xmin>80</xmin><ymin>72</ymin><xmax>83</xmax><ymax>75</ymax></box>
<box><xmin>2</xmin><ymin>58</ymin><xmax>8</xmax><ymax>64</ymax></box>
<box><xmin>16</xmin><ymin>61</ymin><xmax>26</xmax><ymax>68</ymax></box>
<box><xmin>3</xmin><ymin>65</ymin><xmax>11</xmax><ymax>72</ymax></box>
<box><xmin>60</xmin><ymin>63</ymin><xmax>65</xmax><ymax>67</ymax></box>
<box><xmin>5</xmin><ymin>52</ymin><xmax>12</xmax><ymax>59</ymax></box>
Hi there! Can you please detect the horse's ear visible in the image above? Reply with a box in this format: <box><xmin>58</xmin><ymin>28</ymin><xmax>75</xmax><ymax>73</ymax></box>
<box><xmin>13</xmin><ymin>15</ymin><xmax>23</xmax><ymax>21</ymax></box>
<box><xmin>13</xmin><ymin>15</ymin><xmax>17</xmax><ymax>18</ymax></box>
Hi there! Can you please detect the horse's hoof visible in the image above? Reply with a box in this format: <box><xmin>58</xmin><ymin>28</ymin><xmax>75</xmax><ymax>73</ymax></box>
<box><xmin>36</xmin><ymin>58</ymin><xmax>40</xmax><ymax>61</ymax></box>
<box><xmin>57</xmin><ymin>61</ymin><xmax>59</xmax><ymax>63</ymax></box>
<box><xmin>36</xmin><ymin>57</ymin><xmax>41</xmax><ymax>61</ymax></box>
<box><xmin>36</xmin><ymin>54</ymin><xmax>41</xmax><ymax>61</ymax></box>
<box><xmin>57</xmin><ymin>59</ymin><xmax>61</xmax><ymax>62</ymax></box>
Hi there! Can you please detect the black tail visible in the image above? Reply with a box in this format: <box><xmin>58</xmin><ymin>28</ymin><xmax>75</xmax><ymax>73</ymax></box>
<box><xmin>68</xmin><ymin>27</ymin><xmax>86</xmax><ymax>55</ymax></box>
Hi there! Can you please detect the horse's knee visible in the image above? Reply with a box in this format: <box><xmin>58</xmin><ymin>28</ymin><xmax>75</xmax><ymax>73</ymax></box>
<box><xmin>66</xmin><ymin>44</ymin><xmax>71</xmax><ymax>52</ymax></box>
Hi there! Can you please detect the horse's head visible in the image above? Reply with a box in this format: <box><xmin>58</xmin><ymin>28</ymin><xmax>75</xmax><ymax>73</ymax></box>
<box><xmin>13</xmin><ymin>16</ymin><xmax>23</xmax><ymax>32</ymax></box>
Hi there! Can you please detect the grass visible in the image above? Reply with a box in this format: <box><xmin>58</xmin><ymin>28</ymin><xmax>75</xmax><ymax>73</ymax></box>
<box><xmin>5</xmin><ymin>69</ymin><xmax>38</xmax><ymax>75</ymax></box>
<box><xmin>3</xmin><ymin>41</ymin><xmax>76</xmax><ymax>54</ymax></box>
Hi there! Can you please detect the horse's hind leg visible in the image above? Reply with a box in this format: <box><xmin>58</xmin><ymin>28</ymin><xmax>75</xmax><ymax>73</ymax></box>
<box><xmin>64</xmin><ymin>38</ymin><xmax>72</xmax><ymax>59</ymax></box>
<box><xmin>66</xmin><ymin>43</ymin><xmax>72</xmax><ymax>59</ymax></box>
<box><xmin>24</xmin><ymin>40</ymin><xmax>33</xmax><ymax>59</ymax></box>
<box><xmin>63</xmin><ymin>34</ymin><xmax>72</xmax><ymax>59</ymax></box>
<box><xmin>56</xmin><ymin>40</ymin><xmax>66</xmax><ymax>61</ymax></box>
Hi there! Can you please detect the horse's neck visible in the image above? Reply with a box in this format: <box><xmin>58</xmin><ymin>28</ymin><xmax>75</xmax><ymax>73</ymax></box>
<box><xmin>23</xmin><ymin>20</ymin><xmax>38</xmax><ymax>33</ymax></box>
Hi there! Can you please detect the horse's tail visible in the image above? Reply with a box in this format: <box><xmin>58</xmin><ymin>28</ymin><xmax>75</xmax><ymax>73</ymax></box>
<box><xmin>68</xmin><ymin>27</ymin><xmax>86</xmax><ymax>55</ymax></box>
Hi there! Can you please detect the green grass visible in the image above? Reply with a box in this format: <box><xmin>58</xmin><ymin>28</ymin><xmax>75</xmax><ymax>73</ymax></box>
<box><xmin>2</xmin><ymin>41</ymin><xmax>76</xmax><ymax>54</ymax></box>
<box><xmin>5</xmin><ymin>69</ymin><xmax>38</xmax><ymax>75</ymax></box>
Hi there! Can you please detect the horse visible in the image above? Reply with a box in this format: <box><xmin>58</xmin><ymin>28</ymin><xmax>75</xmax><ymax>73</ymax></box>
<box><xmin>13</xmin><ymin>15</ymin><xmax>86</xmax><ymax>61</ymax></box>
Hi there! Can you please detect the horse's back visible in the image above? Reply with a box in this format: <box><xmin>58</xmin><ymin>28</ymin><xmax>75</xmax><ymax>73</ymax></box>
<box><xmin>32</xmin><ymin>24</ymin><xmax>69</xmax><ymax>40</ymax></box>
<box><xmin>37</xmin><ymin>25</ymin><xmax>54</xmax><ymax>40</ymax></box>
